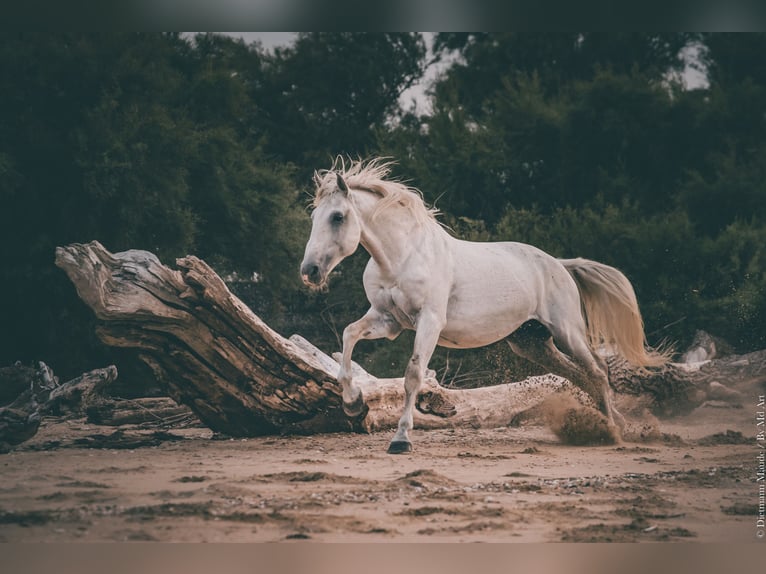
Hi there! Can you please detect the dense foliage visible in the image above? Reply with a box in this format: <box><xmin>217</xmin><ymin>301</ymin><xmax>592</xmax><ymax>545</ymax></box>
<box><xmin>1</xmin><ymin>33</ymin><xmax>764</xmax><ymax>386</ymax></box>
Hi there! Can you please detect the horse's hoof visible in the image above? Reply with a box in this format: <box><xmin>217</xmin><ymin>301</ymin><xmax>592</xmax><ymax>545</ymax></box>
<box><xmin>342</xmin><ymin>393</ymin><xmax>367</xmax><ymax>418</ymax></box>
<box><xmin>387</xmin><ymin>441</ymin><xmax>412</xmax><ymax>454</ymax></box>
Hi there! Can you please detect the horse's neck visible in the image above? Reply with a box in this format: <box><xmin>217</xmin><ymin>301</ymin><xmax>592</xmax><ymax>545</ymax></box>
<box><xmin>352</xmin><ymin>192</ymin><xmax>434</xmax><ymax>279</ymax></box>
<box><xmin>359</xmin><ymin>225</ymin><xmax>396</xmax><ymax>277</ymax></box>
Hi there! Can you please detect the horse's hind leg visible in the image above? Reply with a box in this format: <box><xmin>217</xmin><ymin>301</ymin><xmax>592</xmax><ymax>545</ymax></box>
<box><xmin>506</xmin><ymin>321</ymin><xmax>597</xmax><ymax>402</ymax></box>
<box><xmin>506</xmin><ymin>321</ymin><xmax>622</xmax><ymax>428</ymax></box>
<box><xmin>551</xmin><ymin>326</ymin><xmax>625</xmax><ymax>431</ymax></box>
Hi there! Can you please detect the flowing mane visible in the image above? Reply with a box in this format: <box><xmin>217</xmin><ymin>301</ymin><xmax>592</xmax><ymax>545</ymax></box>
<box><xmin>313</xmin><ymin>157</ymin><xmax>440</xmax><ymax>225</ymax></box>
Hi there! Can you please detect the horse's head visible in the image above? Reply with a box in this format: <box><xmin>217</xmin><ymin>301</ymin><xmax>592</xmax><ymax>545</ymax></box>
<box><xmin>300</xmin><ymin>173</ymin><xmax>362</xmax><ymax>288</ymax></box>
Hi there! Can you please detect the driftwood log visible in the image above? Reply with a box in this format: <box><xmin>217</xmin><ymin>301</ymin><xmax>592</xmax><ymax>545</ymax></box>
<box><xmin>52</xmin><ymin>241</ymin><xmax>759</xmax><ymax>439</ymax></box>
<box><xmin>0</xmin><ymin>363</ymin><xmax>116</xmax><ymax>449</ymax></box>
<box><xmin>0</xmin><ymin>361</ymin><xmax>200</xmax><ymax>449</ymax></box>
<box><xmin>85</xmin><ymin>397</ymin><xmax>198</xmax><ymax>427</ymax></box>
<box><xmin>607</xmin><ymin>351</ymin><xmax>762</xmax><ymax>416</ymax></box>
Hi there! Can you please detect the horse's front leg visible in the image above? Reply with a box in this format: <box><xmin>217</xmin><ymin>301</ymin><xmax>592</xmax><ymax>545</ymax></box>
<box><xmin>388</xmin><ymin>311</ymin><xmax>444</xmax><ymax>454</ymax></box>
<box><xmin>339</xmin><ymin>308</ymin><xmax>401</xmax><ymax>417</ymax></box>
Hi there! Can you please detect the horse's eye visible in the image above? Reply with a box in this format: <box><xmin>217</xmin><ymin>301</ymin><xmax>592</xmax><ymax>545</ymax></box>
<box><xmin>331</xmin><ymin>212</ymin><xmax>344</xmax><ymax>224</ymax></box>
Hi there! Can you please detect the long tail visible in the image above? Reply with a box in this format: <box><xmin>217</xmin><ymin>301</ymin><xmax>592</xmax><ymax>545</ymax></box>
<box><xmin>560</xmin><ymin>258</ymin><xmax>671</xmax><ymax>368</ymax></box>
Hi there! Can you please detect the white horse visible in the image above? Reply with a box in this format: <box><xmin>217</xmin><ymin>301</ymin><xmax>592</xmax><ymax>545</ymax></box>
<box><xmin>300</xmin><ymin>158</ymin><xmax>667</xmax><ymax>454</ymax></box>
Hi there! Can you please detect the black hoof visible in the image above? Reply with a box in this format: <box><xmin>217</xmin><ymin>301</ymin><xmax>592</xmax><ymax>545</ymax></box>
<box><xmin>342</xmin><ymin>393</ymin><xmax>367</xmax><ymax>418</ymax></box>
<box><xmin>387</xmin><ymin>441</ymin><xmax>412</xmax><ymax>454</ymax></box>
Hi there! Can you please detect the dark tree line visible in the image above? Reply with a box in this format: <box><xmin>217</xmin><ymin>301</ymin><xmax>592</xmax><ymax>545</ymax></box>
<box><xmin>1</xmin><ymin>33</ymin><xmax>764</xmax><ymax>389</ymax></box>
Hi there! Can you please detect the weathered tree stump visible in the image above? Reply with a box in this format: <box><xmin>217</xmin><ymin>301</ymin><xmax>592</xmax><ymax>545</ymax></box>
<box><xmin>0</xmin><ymin>364</ymin><xmax>40</xmax><ymax>406</ymax></box>
<box><xmin>53</xmin><ymin>241</ymin><xmax>757</xmax><ymax>439</ymax></box>
<box><xmin>0</xmin><ymin>358</ymin><xmax>201</xmax><ymax>449</ymax></box>
<box><xmin>0</xmin><ymin>362</ymin><xmax>118</xmax><ymax>450</ymax></box>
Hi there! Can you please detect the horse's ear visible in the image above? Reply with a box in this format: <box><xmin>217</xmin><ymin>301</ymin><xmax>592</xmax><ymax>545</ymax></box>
<box><xmin>336</xmin><ymin>173</ymin><xmax>349</xmax><ymax>196</ymax></box>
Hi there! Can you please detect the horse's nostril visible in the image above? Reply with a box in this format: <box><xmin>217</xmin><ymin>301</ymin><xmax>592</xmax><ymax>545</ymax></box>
<box><xmin>301</xmin><ymin>263</ymin><xmax>321</xmax><ymax>285</ymax></box>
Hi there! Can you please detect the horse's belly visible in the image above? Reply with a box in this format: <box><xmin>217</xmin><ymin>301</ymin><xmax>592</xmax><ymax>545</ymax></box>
<box><xmin>438</xmin><ymin>317</ymin><xmax>527</xmax><ymax>348</ymax></box>
<box><xmin>439</xmin><ymin>298</ymin><xmax>534</xmax><ymax>349</ymax></box>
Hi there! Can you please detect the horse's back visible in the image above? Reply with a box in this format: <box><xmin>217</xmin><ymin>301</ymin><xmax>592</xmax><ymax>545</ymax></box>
<box><xmin>450</xmin><ymin>238</ymin><xmax>569</xmax><ymax>296</ymax></box>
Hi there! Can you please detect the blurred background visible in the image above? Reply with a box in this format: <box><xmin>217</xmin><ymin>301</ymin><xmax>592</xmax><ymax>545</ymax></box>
<box><xmin>1</xmin><ymin>33</ymin><xmax>765</xmax><ymax>393</ymax></box>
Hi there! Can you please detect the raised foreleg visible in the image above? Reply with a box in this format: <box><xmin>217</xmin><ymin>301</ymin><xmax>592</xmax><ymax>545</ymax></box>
<box><xmin>339</xmin><ymin>308</ymin><xmax>401</xmax><ymax>417</ymax></box>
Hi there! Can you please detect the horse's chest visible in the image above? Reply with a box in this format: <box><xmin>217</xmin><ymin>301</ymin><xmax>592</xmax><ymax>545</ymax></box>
<box><xmin>370</xmin><ymin>284</ymin><xmax>421</xmax><ymax>329</ymax></box>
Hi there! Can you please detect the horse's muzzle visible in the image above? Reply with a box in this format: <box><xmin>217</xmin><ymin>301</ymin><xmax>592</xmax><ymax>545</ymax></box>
<box><xmin>300</xmin><ymin>262</ymin><xmax>322</xmax><ymax>287</ymax></box>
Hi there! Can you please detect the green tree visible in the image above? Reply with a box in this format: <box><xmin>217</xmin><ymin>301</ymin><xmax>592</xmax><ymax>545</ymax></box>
<box><xmin>0</xmin><ymin>33</ymin><xmax>307</xmax><ymax>377</ymax></box>
<box><xmin>0</xmin><ymin>33</ymin><xmax>198</xmax><ymax>375</ymax></box>
<box><xmin>259</xmin><ymin>33</ymin><xmax>427</xmax><ymax>176</ymax></box>
<box><xmin>432</xmin><ymin>33</ymin><xmax>693</xmax><ymax>116</ymax></box>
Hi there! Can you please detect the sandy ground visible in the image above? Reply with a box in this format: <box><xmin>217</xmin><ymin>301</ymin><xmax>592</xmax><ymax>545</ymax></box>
<box><xmin>0</xmin><ymin>391</ymin><xmax>762</xmax><ymax>543</ymax></box>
